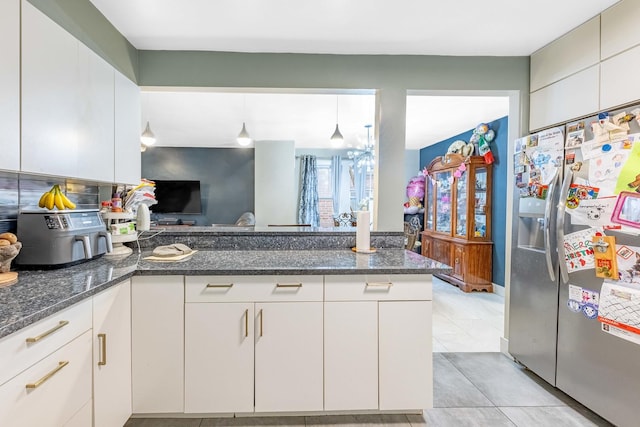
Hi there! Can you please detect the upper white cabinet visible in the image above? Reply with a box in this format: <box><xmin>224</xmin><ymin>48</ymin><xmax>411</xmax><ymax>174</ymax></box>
<box><xmin>77</xmin><ymin>42</ymin><xmax>115</xmax><ymax>183</ymax></box>
<box><xmin>601</xmin><ymin>45</ymin><xmax>640</xmax><ymax>109</ymax></box>
<box><xmin>21</xmin><ymin>0</ymin><xmax>138</xmax><ymax>184</ymax></box>
<box><xmin>601</xmin><ymin>0</ymin><xmax>640</xmax><ymax>60</ymax></box>
<box><xmin>115</xmin><ymin>71</ymin><xmax>141</xmax><ymax>185</ymax></box>
<box><xmin>530</xmin><ymin>17</ymin><xmax>600</xmax><ymax>92</ymax></box>
<box><xmin>530</xmin><ymin>65</ymin><xmax>600</xmax><ymax>131</ymax></box>
<box><xmin>0</xmin><ymin>0</ymin><xmax>20</xmax><ymax>172</ymax></box>
<box><xmin>21</xmin><ymin>0</ymin><xmax>82</xmax><ymax>178</ymax></box>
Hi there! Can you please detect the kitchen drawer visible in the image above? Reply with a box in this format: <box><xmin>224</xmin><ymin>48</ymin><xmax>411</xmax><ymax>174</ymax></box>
<box><xmin>0</xmin><ymin>299</ymin><xmax>92</xmax><ymax>386</ymax></box>
<box><xmin>185</xmin><ymin>275</ymin><xmax>323</xmax><ymax>303</ymax></box>
<box><xmin>0</xmin><ymin>330</ymin><xmax>92</xmax><ymax>427</ymax></box>
<box><xmin>324</xmin><ymin>274</ymin><xmax>432</xmax><ymax>302</ymax></box>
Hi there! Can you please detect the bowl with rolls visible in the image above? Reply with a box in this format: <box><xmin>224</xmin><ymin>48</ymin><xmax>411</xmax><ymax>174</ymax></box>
<box><xmin>0</xmin><ymin>232</ymin><xmax>21</xmax><ymax>286</ymax></box>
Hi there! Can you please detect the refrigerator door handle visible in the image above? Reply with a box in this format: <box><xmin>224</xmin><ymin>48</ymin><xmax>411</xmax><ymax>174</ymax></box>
<box><xmin>556</xmin><ymin>167</ymin><xmax>573</xmax><ymax>284</ymax></box>
<box><xmin>544</xmin><ymin>168</ymin><xmax>560</xmax><ymax>282</ymax></box>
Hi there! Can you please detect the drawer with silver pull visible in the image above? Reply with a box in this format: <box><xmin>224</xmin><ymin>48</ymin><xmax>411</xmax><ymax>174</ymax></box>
<box><xmin>185</xmin><ymin>275</ymin><xmax>323</xmax><ymax>303</ymax></box>
<box><xmin>0</xmin><ymin>299</ymin><xmax>92</xmax><ymax>386</ymax></box>
<box><xmin>324</xmin><ymin>274</ymin><xmax>432</xmax><ymax>302</ymax></box>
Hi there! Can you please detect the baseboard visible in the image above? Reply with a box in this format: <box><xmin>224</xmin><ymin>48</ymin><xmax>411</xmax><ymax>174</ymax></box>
<box><xmin>493</xmin><ymin>283</ymin><xmax>505</xmax><ymax>297</ymax></box>
<box><xmin>500</xmin><ymin>336</ymin><xmax>511</xmax><ymax>357</ymax></box>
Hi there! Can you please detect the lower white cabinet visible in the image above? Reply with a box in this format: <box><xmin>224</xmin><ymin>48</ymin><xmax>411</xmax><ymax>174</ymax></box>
<box><xmin>254</xmin><ymin>301</ymin><xmax>323</xmax><ymax>413</ymax></box>
<box><xmin>184</xmin><ymin>303</ymin><xmax>255</xmax><ymax>413</ymax></box>
<box><xmin>324</xmin><ymin>275</ymin><xmax>433</xmax><ymax>411</ymax></box>
<box><xmin>93</xmin><ymin>279</ymin><xmax>132</xmax><ymax>427</ymax></box>
<box><xmin>184</xmin><ymin>275</ymin><xmax>324</xmax><ymax>414</ymax></box>
<box><xmin>379</xmin><ymin>301</ymin><xmax>432</xmax><ymax>410</ymax></box>
<box><xmin>131</xmin><ymin>276</ymin><xmax>184</xmax><ymax>414</ymax></box>
<box><xmin>324</xmin><ymin>301</ymin><xmax>379</xmax><ymax>411</ymax></box>
<box><xmin>0</xmin><ymin>330</ymin><xmax>93</xmax><ymax>427</ymax></box>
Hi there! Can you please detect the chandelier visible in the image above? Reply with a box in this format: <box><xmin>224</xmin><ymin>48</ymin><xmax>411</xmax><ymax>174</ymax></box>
<box><xmin>348</xmin><ymin>124</ymin><xmax>375</xmax><ymax>171</ymax></box>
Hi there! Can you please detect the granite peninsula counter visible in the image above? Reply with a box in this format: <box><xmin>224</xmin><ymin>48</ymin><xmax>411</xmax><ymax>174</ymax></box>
<box><xmin>0</xmin><ymin>249</ymin><xmax>451</xmax><ymax>339</ymax></box>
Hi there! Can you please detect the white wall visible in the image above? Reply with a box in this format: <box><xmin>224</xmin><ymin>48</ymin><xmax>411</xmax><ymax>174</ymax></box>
<box><xmin>254</xmin><ymin>140</ymin><xmax>296</xmax><ymax>227</ymax></box>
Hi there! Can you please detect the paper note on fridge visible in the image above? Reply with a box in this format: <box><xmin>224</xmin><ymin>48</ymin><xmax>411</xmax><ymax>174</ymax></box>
<box><xmin>598</xmin><ymin>280</ymin><xmax>640</xmax><ymax>336</ymax></box>
<box><xmin>563</xmin><ymin>228</ymin><xmax>601</xmax><ymax>273</ymax></box>
<box><xmin>568</xmin><ymin>197</ymin><xmax>618</xmax><ymax>227</ymax></box>
<box><xmin>588</xmin><ymin>145</ymin><xmax>631</xmax><ymax>196</ymax></box>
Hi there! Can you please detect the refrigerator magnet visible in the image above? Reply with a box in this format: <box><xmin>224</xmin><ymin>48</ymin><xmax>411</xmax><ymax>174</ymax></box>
<box><xmin>582</xmin><ymin>303</ymin><xmax>599</xmax><ymax>319</ymax></box>
<box><xmin>611</xmin><ymin>192</ymin><xmax>640</xmax><ymax>228</ymax></box>
<box><xmin>592</xmin><ymin>235</ymin><xmax>618</xmax><ymax>279</ymax></box>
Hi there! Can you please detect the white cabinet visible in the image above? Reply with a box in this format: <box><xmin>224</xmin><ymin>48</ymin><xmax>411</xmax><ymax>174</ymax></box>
<box><xmin>0</xmin><ymin>0</ymin><xmax>20</xmax><ymax>172</ymax></box>
<box><xmin>379</xmin><ymin>301</ymin><xmax>432</xmax><ymax>410</ymax></box>
<box><xmin>601</xmin><ymin>0</ymin><xmax>640</xmax><ymax>60</ymax></box>
<box><xmin>184</xmin><ymin>302</ymin><xmax>254</xmax><ymax>413</ymax></box>
<box><xmin>131</xmin><ymin>276</ymin><xmax>184</xmax><ymax>413</ymax></box>
<box><xmin>600</xmin><ymin>45</ymin><xmax>640</xmax><ymax>110</ymax></box>
<box><xmin>254</xmin><ymin>301</ymin><xmax>323</xmax><ymax>413</ymax></box>
<box><xmin>324</xmin><ymin>275</ymin><xmax>433</xmax><ymax>411</ymax></box>
<box><xmin>184</xmin><ymin>275</ymin><xmax>324</xmax><ymax>414</ymax></box>
<box><xmin>21</xmin><ymin>0</ymin><xmax>81</xmax><ymax>178</ymax></box>
<box><xmin>324</xmin><ymin>301</ymin><xmax>378</xmax><ymax>411</ymax></box>
<box><xmin>529</xmin><ymin>65</ymin><xmax>600</xmax><ymax>131</ymax></box>
<box><xmin>0</xmin><ymin>330</ymin><xmax>93</xmax><ymax>427</ymax></box>
<box><xmin>92</xmin><ymin>279</ymin><xmax>131</xmax><ymax>427</ymax></box>
<box><xmin>530</xmin><ymin>17</ymin><xmax>600</xmax><ymax>92</ymax></box>
<box><xmin>77</xmin><ymin>43</ymin><xmax>115</xmax><ymax>183</ymax></box>
<box><xmin>115</xmin><ymin>71</ymin><xmax>141</xmax><ymax>184</ymax></box>
<box><xmin>21</xmin><ymin>0</ymin><xmax>119</xmax><ymax>183</ymax></box>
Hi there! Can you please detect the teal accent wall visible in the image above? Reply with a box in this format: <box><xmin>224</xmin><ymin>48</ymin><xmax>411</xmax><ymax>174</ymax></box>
<box><xmin>27</xmin><ymin>0</ymin><xmax>138</xmax><ymax>81</ymax></box>
<box><xmin>420</xmin><ymin>116</ymin><xmax>508</xmax><ymax>287</ymax></box>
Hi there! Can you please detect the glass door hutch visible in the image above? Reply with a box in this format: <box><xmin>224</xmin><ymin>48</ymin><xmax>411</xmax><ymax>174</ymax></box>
<box><xmin>422</xmin><ymin>154</ymin><xmax>493</xmax><ymax>292</ymax></box>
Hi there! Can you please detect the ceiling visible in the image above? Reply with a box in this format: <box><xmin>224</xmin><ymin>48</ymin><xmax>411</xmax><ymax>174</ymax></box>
<box><xmin>91</xmin><ymin>0</ymin><xmax>619</xmax><ymax>150</ymax></box>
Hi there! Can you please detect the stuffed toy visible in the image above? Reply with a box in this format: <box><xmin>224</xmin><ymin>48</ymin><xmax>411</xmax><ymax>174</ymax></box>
<box><xmin>404</xmin><ymin>174</ymin><xmax>425</xmax><ymax>214</ymax></box>
<box><xmin>470</xmin><ymin>123</ymin><xmax>496</xmax><ymax>164</ymax></box>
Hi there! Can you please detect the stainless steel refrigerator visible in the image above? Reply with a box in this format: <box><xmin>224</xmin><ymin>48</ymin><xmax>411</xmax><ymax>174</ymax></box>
<box><xmin>509</xmin><ymin>108</ymin><xmax>640</xmax><ymax>427</ymax></box>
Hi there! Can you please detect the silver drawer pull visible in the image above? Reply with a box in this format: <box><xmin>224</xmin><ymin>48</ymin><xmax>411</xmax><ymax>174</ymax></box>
<box><xmin>26</xmin><ymin>361</ymin><xmax>69</xmax><ymax>389</ymax></box>
<box><xmin>26</xmin><ymin>320</ymin><xmax>69</xmax><ymax>343</ymax></box>
<box><xmin>206</xmin><ymin>283</ymin><xmax>234</xmax><ymax>288</ymax></box>
<box><xmin>276</xmin><ymin>283</ymin><xmax>303</xmax><ymax>288</ymax></box>
<box><xmin>366</xmin><ymin>282</ymin><xmax>393</xmax><ymax>287</ymax></box>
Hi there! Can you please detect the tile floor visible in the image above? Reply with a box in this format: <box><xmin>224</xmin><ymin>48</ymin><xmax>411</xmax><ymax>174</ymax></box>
<box><xmin>125</xmin><ymin>278</ymin><xmax>614</xmax><ymax>427</ymax></box>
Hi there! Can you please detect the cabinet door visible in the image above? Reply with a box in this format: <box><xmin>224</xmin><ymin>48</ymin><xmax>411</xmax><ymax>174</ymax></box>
<box><xmin>434</xmin><ymin>171</ymin><xmax>452</xmax><ymax>234</ymax></box>
<box><xmin>93</xmin><ymin>280</ymin><xmax>131</xmax><ymax>427</ymax></box>
<box><xmin>431</xmin><ymin>238</ymin><xmax>450</xmax><ymax>266</ymax></box>
<box><xmin>185</xmin><ymin>303</ymin><xmax>254</xmax><ymax>413</ymax></box>
<box><xmin>77</xmin><ymin>43</ymin><xmax>114</xmax><ymax>182</ymax></box>
<box><xmin>324</xmin><ymin>301</ymin><xmax>378</xmax><ymax>411</ymax></box>
<box><xmin>452</xmin><ymin>245</ymin><xmax>465</xmax><ymax>281</ymax></box>
<box><xmin>379</xmin><ymin>301</ymin><xmax>432</xmax><ymax>410</ymax></box>
<box><xmin>254</xmin><ymin>302</ymin><xmax>323</xmax><ymax>412</ymax></box>
<box><xmin>454</xmin><ymin>171</ymin><xmax>467</xmax><ymax>237</ymax></box>
<box><xmin>21</xmin><ymin>0</ymin><xmax>80</xmax><ymax>177</ymax></box>
<box><xmin>114</xmin><ymin>71</ymin><xmax>141</xmax><ymax>184</ymax></box>
<box><xmin>424</xmin><ymin>177</ymin><xmax>434</xmax><ymax>231</ymax></box>
<box><xmin>131</xmin><ymin>276</ymin><xmax>184</xmax><ymax>413</ymax></box>
<box><xmin>0</xmin><ymin>330</ymin><xmax>92</xmax><ymax>427</ymax></box>
<box><xmin>472</xmin><ymin>167</ymin><xmax>489</xmax><ymax>239</ymax></box>
<box><xmin>0</xmin><ymin>0</ymin><xmax>20</xmax><ymax>171</ymax></box>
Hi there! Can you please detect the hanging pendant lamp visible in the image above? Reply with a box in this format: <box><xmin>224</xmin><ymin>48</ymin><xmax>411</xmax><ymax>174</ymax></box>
<box><xmin>140</xmin><ymin>121</ymin><xmax>156</xmax><ymax>146</ymax></box>
<box><xmin>237</xmin><ymin>122</ymin><xmax>252</xmax><ymax>146</ymax></box>
<box><xmin>237</xmin><ymin>95</ymin><xmax>253</xmax><ymax>146</ymax></box>
<box><xmin>330</xmin><ymin>96</ymin><xmax>344</xmax><ymax>145</ymax></box>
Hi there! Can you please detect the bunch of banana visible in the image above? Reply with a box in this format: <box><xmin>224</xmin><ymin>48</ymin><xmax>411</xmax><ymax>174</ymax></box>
<box><xmin>38</xmin><ymin>185</ymin><xmax>76</xmax><ymax>210</ymax></box>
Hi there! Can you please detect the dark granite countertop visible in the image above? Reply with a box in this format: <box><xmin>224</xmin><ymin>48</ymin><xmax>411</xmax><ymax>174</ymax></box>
<box><xmin>0</xmin><ymin>249</ymin><xmax>451</xmax><ymax>339</ymax></box>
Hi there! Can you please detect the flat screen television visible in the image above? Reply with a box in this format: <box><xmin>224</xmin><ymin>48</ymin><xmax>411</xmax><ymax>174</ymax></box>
<box><xmin>151</xmin><ymin>180</ymin><xmax>203</xmax><ymax>214</ymax></box>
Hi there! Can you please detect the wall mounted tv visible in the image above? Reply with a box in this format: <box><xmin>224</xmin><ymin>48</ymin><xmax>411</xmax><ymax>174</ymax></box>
<box><xmin>151</xmin><ymin>180</ymin><xmax>203</xmax><ymax>214</ymax></box>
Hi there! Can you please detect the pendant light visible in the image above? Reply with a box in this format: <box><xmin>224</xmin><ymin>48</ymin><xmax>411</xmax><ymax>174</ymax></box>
<box><xmin>330</xmin><ymin>95</ymin><xmax>344</xmax><ymax>145</ymax></box>
<box><xmin>140</xmin><ymin>121</ymin><xmax>156</xmax><ymax>146</ymax></box>
<box><xmin>237</xmin><ymin>95</ymin><xmax>253</xmax><ymax>146</ymax></box>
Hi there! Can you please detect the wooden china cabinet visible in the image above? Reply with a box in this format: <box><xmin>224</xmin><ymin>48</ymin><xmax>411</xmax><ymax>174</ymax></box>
<box><xmin>421</xmin><ymin>154</ymin><xmax>493</xmax><ymax>292</ymax></box>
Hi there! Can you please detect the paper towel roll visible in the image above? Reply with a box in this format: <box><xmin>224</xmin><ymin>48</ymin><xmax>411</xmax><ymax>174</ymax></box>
<box><xmin>356</xmin><ymin>211</ymin><xmax>370</xmax><ymax>252</ymax></box>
